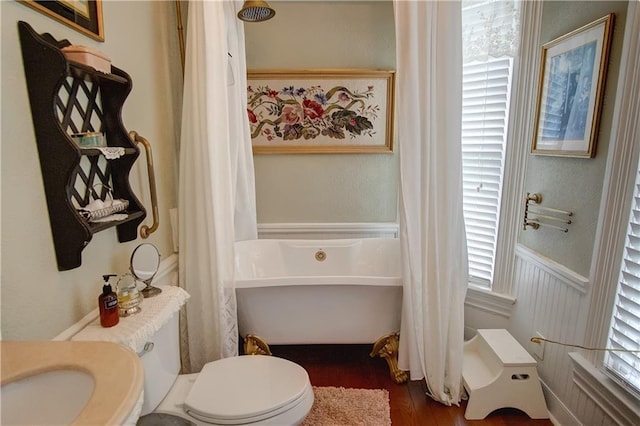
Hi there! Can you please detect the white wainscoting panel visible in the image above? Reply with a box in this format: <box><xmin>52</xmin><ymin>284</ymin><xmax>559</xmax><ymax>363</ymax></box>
<box><xmin>570</xmin><ymin>353</ymin><xmax>640</xmax><ymax>426</ymax></box>
<box><xmin>509</xmin><ymin>244</ymin><xmax>627</xmax><ymax>425</ymax></box>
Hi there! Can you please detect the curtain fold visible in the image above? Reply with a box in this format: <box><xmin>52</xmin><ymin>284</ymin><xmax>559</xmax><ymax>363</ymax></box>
<box><xmin>178</xmin><ymin>0</ymin><xmax>257</xmax><ymax>373</ymax></box>
<box><xmin>394</xmin><ymin>0</ymin><xmax>469</xmax><ymax>405</ymax></box>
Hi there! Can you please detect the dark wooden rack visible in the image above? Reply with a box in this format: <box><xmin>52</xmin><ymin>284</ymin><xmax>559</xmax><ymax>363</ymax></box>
<box><xmin>18</xmin><ymin>21</ymin><xmax>146</xmax><ymax>271</ymax></box>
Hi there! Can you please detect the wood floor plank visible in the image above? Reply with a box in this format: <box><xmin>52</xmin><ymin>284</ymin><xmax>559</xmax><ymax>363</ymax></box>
<box><xmin>266</xmin><ymin>344</ymin><xmax>554</xmax><ymax>426</ymax></box>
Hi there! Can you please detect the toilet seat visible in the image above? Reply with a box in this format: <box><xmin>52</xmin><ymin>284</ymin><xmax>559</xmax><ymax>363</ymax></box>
<box><xmin>183</xmin><ymin>356</ymin><xmax>312</xmax><ymax>425</ymax></box>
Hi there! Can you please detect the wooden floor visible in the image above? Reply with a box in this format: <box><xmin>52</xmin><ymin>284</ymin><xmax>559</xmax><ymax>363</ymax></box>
<box><xmin>266</xmin><ymin>344</ymin><xmax>554</xmax><ymax>426</ymax></box>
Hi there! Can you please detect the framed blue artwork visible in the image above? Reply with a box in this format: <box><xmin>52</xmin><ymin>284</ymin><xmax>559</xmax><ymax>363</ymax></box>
<box><xmin>531</xmin><ymin>14</ymin><xmax>614</xmax><ymax>158</ymax></box>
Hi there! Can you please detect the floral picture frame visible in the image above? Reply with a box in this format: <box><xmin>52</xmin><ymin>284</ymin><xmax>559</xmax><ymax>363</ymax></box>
<box><xmin>531</xmin><ymin>14</ymin><xmax>614</xmax><ymax>158</ymax></box>
<box><xmin>247</xmin><ymin>69</ymin><xmax>395</xmax><ymax>154</ymax></box>
<box><xmin>19</xmin><ymin>0</ymin><xmax>104</xmax><ymax>42</ymax></box>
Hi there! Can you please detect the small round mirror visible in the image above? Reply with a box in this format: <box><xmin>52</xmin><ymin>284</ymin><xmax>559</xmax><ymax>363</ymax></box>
<box><xmin>131</xmin><ymin>243</ymin><xmax>161</xmax><ymax>298</ymax></box>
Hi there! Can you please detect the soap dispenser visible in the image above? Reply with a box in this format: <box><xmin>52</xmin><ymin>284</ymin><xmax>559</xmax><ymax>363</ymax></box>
<box><xmin>99</xmin><ymin>274</ymin><xmax>119</xmax><ymax>327</ymax></box>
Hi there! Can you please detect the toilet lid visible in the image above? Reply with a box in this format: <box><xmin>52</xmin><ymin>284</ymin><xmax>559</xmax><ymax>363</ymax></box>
<box><xmin>184</xmin><ymin>355</ymin><xmax>310</xmax><ymax>424</ymax></box>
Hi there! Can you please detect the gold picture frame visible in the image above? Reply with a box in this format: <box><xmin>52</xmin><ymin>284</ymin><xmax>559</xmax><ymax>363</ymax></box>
<box><xmin>247</xmin><ymin>69</ymin><xmax>395</xmax><ymax>154</ymax></box>
<box><xmin>531</xmin><ymin>14</ymin><xmax>614</xmax><ymax>158</ymax></box>
<box><xmin>19</xmin><ymin>0</ymin><xmax>104</xmax><ymax>42</ymax></box>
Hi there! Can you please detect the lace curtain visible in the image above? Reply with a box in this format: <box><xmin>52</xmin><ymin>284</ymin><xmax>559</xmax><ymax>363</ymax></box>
<box><xmin>462</xmin><ymin>0</ymin><xmax>521</xmax><ymax>63</ymax></box>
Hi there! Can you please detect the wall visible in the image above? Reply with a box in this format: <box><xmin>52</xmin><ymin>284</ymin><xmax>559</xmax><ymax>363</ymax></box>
<box><xmin>520</xmin><ymin>1</ymin><xmax>628</xmax><ymax>277</ymax></box>
<box><xmin>1</xmin><ymin>1</ymin><xmax>182</xmax><ymax>340</ymax></box>
<box><xmin>244</xmin><ymin>1</ymin><xmax>398</xmax><ymax>225</ymax></box>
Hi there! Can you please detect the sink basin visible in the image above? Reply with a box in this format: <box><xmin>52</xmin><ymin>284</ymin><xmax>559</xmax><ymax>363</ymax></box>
<box><xmin>1</xmin><ymin>341</ymin><xmax>143</xmax><ymax>425</ymax></box>
<box><xmin>2</xmin><ymin>369</ymin><xmax>94</xmax><ymax>425</ymax></box>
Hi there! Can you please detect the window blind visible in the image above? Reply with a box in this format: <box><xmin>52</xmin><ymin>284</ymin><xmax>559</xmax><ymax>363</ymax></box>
<box><xmin>605</xmin><ymin>167</ymin><xmax>640</xmax><ymax>396</ymax></box>
<box><xmin>461</xmin><ymin>0</ymin><xmax>519</xmax><ymax>287</ymax></box>
<box><xmin>461</xmin><ymin>57</ymin><xmax>513</xmax><ymax>285</ymax></box>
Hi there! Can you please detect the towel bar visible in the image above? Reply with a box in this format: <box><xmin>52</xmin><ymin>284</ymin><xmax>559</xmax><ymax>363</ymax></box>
<box><xmin>129</xmin><ymin>131</ymin><xmax>159</xmax><ymax>238</ymax></box>
<box><xmin>523</xmin><ymin>192</ymin><xmax>572</xmax><ymax>233</ymax></box>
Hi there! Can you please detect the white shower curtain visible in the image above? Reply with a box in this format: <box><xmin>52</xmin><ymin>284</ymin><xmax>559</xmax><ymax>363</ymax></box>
<box><xmin>394</xmin><ymin>1</ymin><xmax>469</xmax><ymax>405</ymax></box>
<box><xmin>178</xmin><ymin>0</ymin><xmax>257</xmax><ymax>373</ymax></box>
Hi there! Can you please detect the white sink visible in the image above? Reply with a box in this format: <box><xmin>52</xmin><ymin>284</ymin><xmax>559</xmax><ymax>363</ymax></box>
<box><xmin>1</xmin><ymin>369</ymin><xmax>95</xmax><ymax>425</ymax></box>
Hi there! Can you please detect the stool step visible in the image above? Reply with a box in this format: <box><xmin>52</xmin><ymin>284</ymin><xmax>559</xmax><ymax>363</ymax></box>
<box><xmin>462</xmin><ymin>350</ymin><xmax>499</xmax><ymax>391</ymax></box>
<box><xmin>462</xmin><ymin>329</ymin><xmax>548</xmax><ymax>420</ymax></box>
<box><xmin>477</xmin><ymin>329</ymin><xmax>536</xmax><ymax>366</ymax></box>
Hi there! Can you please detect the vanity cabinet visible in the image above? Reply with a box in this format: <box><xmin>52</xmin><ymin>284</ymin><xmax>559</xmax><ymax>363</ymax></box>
<box><xmin>18</xmin><ymin>21</ymin><xmax>146</xmax><ymax>271</ymax></box>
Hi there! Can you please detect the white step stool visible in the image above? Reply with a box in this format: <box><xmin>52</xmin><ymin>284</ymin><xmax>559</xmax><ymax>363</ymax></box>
<box><xmin>462</xmin><ymin>329</ymin><xmax>549</xmax><ymax>420</ymax></box>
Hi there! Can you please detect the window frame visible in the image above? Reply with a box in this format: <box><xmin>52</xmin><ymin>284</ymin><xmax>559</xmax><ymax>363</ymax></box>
<box><xmin>461</xmin><ymin>0</ymin><xmax>526</xmax><ymax>293</ymax></box>
<box><xmin>462</xmin><ymin>0</ymin><xmax>543</xmax><ymax>301</ymax></box>
<box><xmin>579</xmin><ymin>0</ymin><xmax>640</xmax><ymax>415</ymax></box>
<box><xmin>604</xmin><ymin>162</ymin><xmax>640</xmax><ymax>397</ymax></box>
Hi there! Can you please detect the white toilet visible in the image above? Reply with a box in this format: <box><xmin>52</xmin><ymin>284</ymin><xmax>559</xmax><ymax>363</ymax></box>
<box><xmin>72</xmin><ymin>286</ymin><xmax>314</xmax><ymax>426</ymax></box>
<box><xmin>138</xmin><ymin>313</ymin><xmax>314</xmax><ymax>425</ymax></box>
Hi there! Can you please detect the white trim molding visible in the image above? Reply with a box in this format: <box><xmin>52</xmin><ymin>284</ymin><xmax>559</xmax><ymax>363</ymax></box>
<box><xmin>570</xmin><ymin>352</ymin><xmax>640</xmax><ymax>426</ymax></box>
<box><xmin>515</xmin><ymin>244</ymin><xmax>589</xmax><ymax>294</ymax></box>
<box><xmin>464</xmin><ymin>285</ymin><xmax>516</xmax><ymax>318</ymax></box>
<box><xmin>491</xmin><ymin>0</ymin><xmax>543</xmax><ymax>296</ymax></box>
<box><xmin>584</xmin><ymin>0</ymin><xmax>640</xmax><ymax>356</ymax></box>
<box><xmin>540</xmin><ymin>378</ymin><xmax>581</xmax><ymax>426</ymax></box>
<box><xmin>257</xmin><ymin>222</ymin><xmax>399</xmax><ymax>239</ymax></box>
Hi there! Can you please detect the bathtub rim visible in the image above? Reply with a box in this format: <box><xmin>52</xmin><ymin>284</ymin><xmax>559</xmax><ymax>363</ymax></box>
<box><xmin>235</xmin><ymin>276</ymin><xmax>402</xmax><ymax>289</ymax></box>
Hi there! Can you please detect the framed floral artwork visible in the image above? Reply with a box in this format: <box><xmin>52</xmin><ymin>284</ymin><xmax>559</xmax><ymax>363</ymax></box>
<box><xmin>247</xmin><ymin>69</ymin><xmax>395</xmax><ymax>154</ymax></box>
<box><xmin>531</xmin><ymin>14</ymin><xmax>614</xmax><ymax>157</ymax></box>
<box><xmin>19</xmin><ymin>0</ymin><xmax>104</xmax><ymax>42</ymax></box>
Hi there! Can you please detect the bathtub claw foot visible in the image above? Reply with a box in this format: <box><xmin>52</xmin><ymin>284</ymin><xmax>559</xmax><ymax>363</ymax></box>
<box><xmin>370</xmin><ymin>332</ymin><xmax>408</xmax><ymax>384</ymax></box>
<box><xmin>244</xmin><ymin>334</ymin><xmax>272</xmax><ymax>356</ymax></box>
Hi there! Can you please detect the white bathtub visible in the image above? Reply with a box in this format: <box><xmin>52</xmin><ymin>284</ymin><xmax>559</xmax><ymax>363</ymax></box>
<box><xmin>234</xmin><ymin>238</ymin><xmax>402</xmax><ymax>345</ymax></box>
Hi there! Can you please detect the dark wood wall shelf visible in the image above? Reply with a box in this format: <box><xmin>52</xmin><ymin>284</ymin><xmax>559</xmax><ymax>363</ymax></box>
<box><xmin>18</xmin><ymin>21</ymin><xmax>146</xmax><ymax>271</ymax></box>
<box><xmin>79</xmin><ymin>147</ymin><xmax>138</xmax><ymax>156</ymax></box>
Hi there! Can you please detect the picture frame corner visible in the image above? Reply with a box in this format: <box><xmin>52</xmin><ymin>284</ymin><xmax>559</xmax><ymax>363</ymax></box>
<box><xmin>19</xmin><ymin>0</ymin><xmax>105</xmax><ymax>43</ymax></box>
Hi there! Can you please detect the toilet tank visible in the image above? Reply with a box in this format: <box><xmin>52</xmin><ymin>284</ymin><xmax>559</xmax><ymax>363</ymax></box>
<box><xmin>70</xmin><ymin>285</ymin><xmax>189</xmax><ymax>418</ymax></box>
<box><xmin>139</xmin><ymin>312</ymin><xmax>181</xmax><ymax>416</ymax></box>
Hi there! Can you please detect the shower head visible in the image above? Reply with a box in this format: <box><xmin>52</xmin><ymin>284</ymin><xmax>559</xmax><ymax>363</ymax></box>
<box><xmin>237</xmin><ymin>1</ymin><xmax>275</xmax><ymax>22</ymax></box>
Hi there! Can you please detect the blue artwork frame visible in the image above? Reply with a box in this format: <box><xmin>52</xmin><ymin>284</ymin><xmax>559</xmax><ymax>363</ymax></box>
<box><xmin>532</xmin><ymin>14</ymin><xmax>614</xmax><ymax>158</ymax></box>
